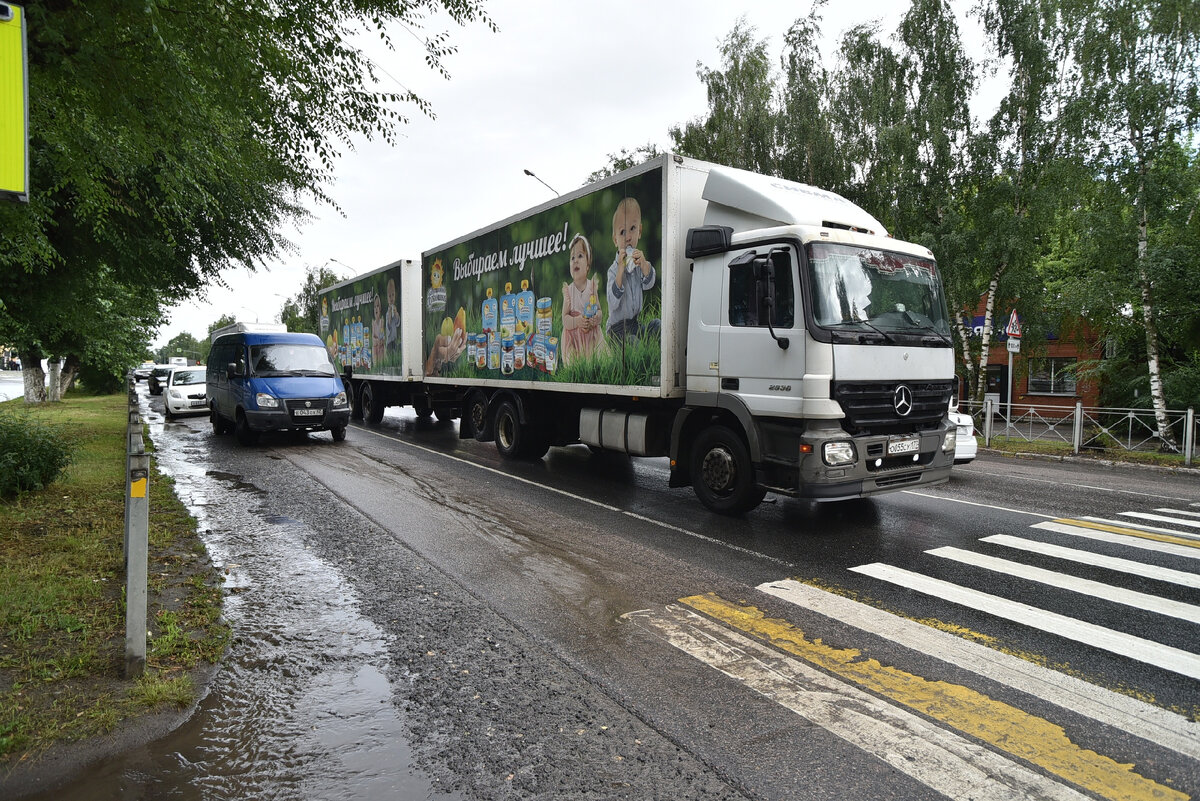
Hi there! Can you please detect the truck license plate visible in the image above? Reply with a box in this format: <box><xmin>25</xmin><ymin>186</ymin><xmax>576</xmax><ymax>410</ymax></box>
<box><xmin>887</xmin><ymin>435</ymin><xmax>920</xmax><ymax>455</ymax></box>
<box><xmin>293</xmin><ymin>408</ymin><xmax>323</xmax><ymax>417</ymax></box>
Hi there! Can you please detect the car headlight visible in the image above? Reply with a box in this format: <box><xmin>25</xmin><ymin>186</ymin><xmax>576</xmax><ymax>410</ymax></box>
<box><xmin>942</xmin><ymin>430</ymin><xmax>957</xmax><ymax>452</ymax></box>
<box><xmin>822</xmin><ymin>441</ymin><xmax>856</xmax><ymax>466</ymax></box>
<box><xmin>256</xmin><ymin>392</ymin><xmax>279</xmax><ymax>409</ymax></box>
<box><xmin>332</xmin><ymin>391</ymin><xmax>347</xmax><ymax>408</ymax></box>
<box><xmin>169</xmin><ymin>390</ymin><xmax>182</xmax><ymax>399</ymax></box>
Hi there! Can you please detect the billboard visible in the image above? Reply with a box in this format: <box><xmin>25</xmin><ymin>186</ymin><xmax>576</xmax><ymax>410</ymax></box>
<box><xmin>421</xmin><ymin>166</ymin><xmax>663</xmax><ymax>387</ymax></box>
<box><xmin>0</xmin><ymin>2</ymin><xmax>27</xmax><ymax>202</ymax></box>
<box><xmin>320</xmin><ymin>263</ymin><xmax>404</xmax><ymax>377</ymax></box>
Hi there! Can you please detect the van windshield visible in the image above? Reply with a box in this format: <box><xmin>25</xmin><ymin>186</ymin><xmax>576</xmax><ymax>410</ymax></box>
<box><xmin>249</xmin><ymin>344</ymin><xmax>336</xmax><ymax>377</ymax></box>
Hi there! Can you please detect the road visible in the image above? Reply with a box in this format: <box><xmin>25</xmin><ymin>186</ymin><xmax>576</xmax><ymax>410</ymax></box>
<box><xmin>44</xmin><ymin>391</ymin><xmax>1200</xmax><ymax>800</ymax></box>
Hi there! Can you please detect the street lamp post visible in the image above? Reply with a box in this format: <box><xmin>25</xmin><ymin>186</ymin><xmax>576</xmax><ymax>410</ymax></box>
<box><xmin>523</xmin><ymin>169</ymin><xmax>559</xmax><ymax>197</ymax></box>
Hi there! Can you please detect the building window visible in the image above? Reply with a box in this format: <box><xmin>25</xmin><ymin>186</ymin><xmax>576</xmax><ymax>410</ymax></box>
<box><xmin>1028</xmin><ymin>357</ymin><xmax>1077</xmax><ymax>395</ymax></box>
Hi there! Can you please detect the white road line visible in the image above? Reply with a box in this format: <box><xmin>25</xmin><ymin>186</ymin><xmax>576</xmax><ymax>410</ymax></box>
<box><xmin>757</xmin><ymin>579</ymin><xmax>1200</xmax><ymax>760</ymax></box>
<box><xmin>1157</xmin><ymin>507</ymin><xmax>1200</xmax><ymax>518</ymax></box>
<box><xmin>1122</xmin><ymin>511</ymin><xmax>1200</xmax><ymax>529</ymax></box>
<box><xmin>1032</xmin><ymin>521</ymin><xmax>1200</xmax><ymax>562</ymax></box>
<box><xmin>901</xmin><ymin>489</ymin><xmax>1056</xmax><ymax>519</ymax></box>
<box><xmin>952</xmin><ymin>466</ymin><xmax>1197</xmax><ymax>502</ymax></box>
<box><xmin>982</xmin><ymin>534</ymin><xmax>1200</xmax><ymax>589</ymax></box>
<box><xmin>625</xmin><ymin>605</ymin><xmax>1090</xmax><ymax>801</ymax></box>
<box><xmin>1082</xmin><ymin>516</ymin><xmax>1200</xmax><ymax>540</ymax></box>
<box><xmin>927</xmin><ymin>546</ymin><xmax>1200</xmax><ymax>625</ymax></box>
<box><xmin>847</xmin><ymin>562</ymin><xmax>1200</xmax><ymax>681</ymax></box>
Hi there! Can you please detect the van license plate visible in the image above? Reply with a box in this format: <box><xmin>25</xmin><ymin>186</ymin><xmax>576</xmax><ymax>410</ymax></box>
<box><xmin>293</xmin><ymin>408</ymin><xmax>323</xmax><ymax>417</ymax></box>
<box><xmin>887</xmin><ymin>435</ymin><xmax>920</xmax><ymax>455</ymax></box>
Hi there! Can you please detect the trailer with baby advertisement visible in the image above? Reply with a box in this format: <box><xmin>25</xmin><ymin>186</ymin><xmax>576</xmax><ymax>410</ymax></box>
<box><xmin>320</xmin><ymin>260</ymin><xmax>406</xmax><ymax>378</ymax></box>
<box><xmin>421</xmin><ymin>166</ymin><xmax>664</xmax><ymax>391</ymax></box>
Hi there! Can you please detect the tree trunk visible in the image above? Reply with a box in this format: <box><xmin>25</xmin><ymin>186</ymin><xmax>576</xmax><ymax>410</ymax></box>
<box><xmin>1132</xmin><ymin>156</ymin><xmax>1178</xmax><ymax>451</ymax></box>
<box><xmin>954</xmin><ymin>309</ymin><xmax>976</xmax><ymax>404</ymax></box>
<box><xmin>57</xmin><ymin>354</ymin><xmax>80</xmax><ymax>399</ymax></box>
<box><xmin>46</xmin><ymin>359</ymin><xmax>63</xmax><ymax>402</ymax></box>
<box><xmin>19</xmin><ymin>348</ymin><xmax>46</xmax><ymax>403</ymax></box>
<box><xmin>972</xmin><ymin>263</ymin><xmax>1005</xmax><ymax>404</ymax></box>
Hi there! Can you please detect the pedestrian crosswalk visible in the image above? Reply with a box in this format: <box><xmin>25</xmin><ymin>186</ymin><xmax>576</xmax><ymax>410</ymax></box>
<box><xmin>624</xmin><ymin>504</ymin><xmax>1200</xmax><ymax>801</ymax></box>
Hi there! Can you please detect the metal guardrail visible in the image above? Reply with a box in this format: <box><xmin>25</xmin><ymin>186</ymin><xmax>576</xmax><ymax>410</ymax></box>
<box><xmin>125</xmin><ymin>375</ymin><xmax>149</xmax><ymax>678</ymax></box>
<box><xmin>966</xmin><ymin>399</ymin><xmax>1196</xmax><ymax>467</ymax></box>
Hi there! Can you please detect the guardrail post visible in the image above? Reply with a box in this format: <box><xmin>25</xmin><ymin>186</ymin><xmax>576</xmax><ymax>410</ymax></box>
<box><xmin>983</xmin><ymin>398</ymin><xmax>994</xmax><ymax>446</ymax></box>
<box><xmin>1186</xmin><ymin>407</ymin><xmax>1195</xmax><ymax>467</ymax></box>
<box><xmin>125</xmin><ymin>450</ymin><xmax>149</xmax><ymax>679</ymax></box>
<box><xmin>1073</xmin><ymin>402</ymin><xmax>1083</xmax><ymax>455</ymax></box>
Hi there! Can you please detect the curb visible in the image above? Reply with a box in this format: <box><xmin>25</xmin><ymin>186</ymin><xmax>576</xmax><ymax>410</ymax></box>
<box><xmin>978</xmin><ymin>447</ymin><xmax>1200</xmax><ymax>476</ymax></box>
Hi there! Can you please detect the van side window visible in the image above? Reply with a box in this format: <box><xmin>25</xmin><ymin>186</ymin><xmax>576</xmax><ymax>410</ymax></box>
<box><xmin>729</xmin><ymin>250</ymin><xmax>795</xmax><ymax>328</ymax></box>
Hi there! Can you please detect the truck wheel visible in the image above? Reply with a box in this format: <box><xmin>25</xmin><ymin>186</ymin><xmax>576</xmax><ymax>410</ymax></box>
<box><xmin>349</xmin><ymin>382</ymin><xmax>363</xmax><ymax>421</ymax></box>
<box><xmin>235</xmin><ymin>411</ymin><xmax>259</xmax><ymax>446</ymax></box>
<box><xmin>360</xmin><ymin>382</ymin><xmax>385</xmax><ymax>424</ymax></box>
<box><xmin>691</xmin><ymin>426</ymin><xmax>765</xmax><ymax>515</ymax></box>
<box><xmin>415</xmin><ymin>404</ymin><xmax>434</xmax><ymax>419</ymax></box>
<box><xmin>466</xmin><ymin>391</ymin><xmax>492</xmax><ymax>442</ymax></box>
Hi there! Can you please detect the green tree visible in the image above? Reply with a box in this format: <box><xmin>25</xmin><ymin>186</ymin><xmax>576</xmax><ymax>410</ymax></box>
<box><xmin>0</xmin><ymin>0</ymin><xmax>493</xmax><ymax>402</ymax></box>
<box><xmin>1064</xmin><ymin>0</ymin><xmax>1200</xmax><ymax>448</ymax></box>
<box><xmin>670</xmin><ymin>19</ymin><xmax>778</xmax><ymax>174</ymax></box>
<box><xmin>279</xmin><ymin>265</ymin><xmax>347</xmax><ymax>334</ymax></box>
<box><xmin>777</xmin><ymin>3</ymin><xmax>847</xmax><ymax>191</ymax></box>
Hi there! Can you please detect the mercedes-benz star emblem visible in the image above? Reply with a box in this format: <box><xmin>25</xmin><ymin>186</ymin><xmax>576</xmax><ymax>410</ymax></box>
<box><xmin>893</xmin><ymin>385</ymin><xmax>913</xmax><ymax>417</ymax></box>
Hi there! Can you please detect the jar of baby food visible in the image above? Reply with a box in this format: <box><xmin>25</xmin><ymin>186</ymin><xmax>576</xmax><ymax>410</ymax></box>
<box><xmin>545</xmin><ymin>336</ymin><xmax>558</xmax><ymax>374</ymax></box>
<box><xmin>475</xmin><ymin>334</ymin><xmax>486</xmax><ymax>369</ymax></box>
<box><xmin>501</xmin><ymin>336</ymin><xmax>515</xmax><ymax>375</ymax></box>
<box><xmin>536</xmin><ymin>297</ymin><xmax>553</xmax><ymax>336</ymax></box>
<box><xmin>513</xmin><ymin>332</ymin><xmax>526</xmax><ymax>371</ymax></box>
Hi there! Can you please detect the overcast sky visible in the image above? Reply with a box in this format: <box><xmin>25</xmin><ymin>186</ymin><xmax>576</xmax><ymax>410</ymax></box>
<box><xmin>154</xmin><ymin>0</ymin><xmax>990</xmax><ymax>349</ymax></box>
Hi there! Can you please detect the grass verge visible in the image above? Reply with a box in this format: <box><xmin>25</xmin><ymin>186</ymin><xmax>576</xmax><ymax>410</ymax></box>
<box><xmin>0</xmin><ymin>393</ymin><xmax>228</xmax><ymax>768</ymax></box>
<box><xmin>985</xmin><ymin>436</ymin><xmax>1196</xmax><ymax>468</ymax></box>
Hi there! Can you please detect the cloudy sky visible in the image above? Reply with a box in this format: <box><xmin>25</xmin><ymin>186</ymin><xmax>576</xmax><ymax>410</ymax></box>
<box><xmin>154</xmin><ymin>0</ymin><xmax>989</xmax><ymax>349</ymax></box>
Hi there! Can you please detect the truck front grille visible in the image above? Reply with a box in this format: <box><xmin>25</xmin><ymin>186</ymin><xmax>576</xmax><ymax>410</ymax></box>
<box><xmin>833</xmin><ymin>380</ymin><xmax>954</xmax><ymax>436</ymax></box>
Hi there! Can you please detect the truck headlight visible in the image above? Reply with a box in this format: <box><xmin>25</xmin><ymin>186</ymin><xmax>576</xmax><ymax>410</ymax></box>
<box><xmin>942</xmin><ymin>430</ymin><xmax>957</xmax><ymax>452</ymax></box>
<box><xmin>256</xmin><ymin>393</ymin><xmax>279</xmax><ymax>409</ymax></box>
<box><xmin>822</xmin><ymin>441</ymin><xmax>856</xmax><ymax>466</ymax></box>
<box><xmin>332</xmin><ymin>391</ymin><xmax>347</xmax><ymax>408</ymax></box>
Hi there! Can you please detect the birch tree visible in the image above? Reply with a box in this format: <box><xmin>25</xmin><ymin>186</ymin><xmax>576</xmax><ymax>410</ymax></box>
<box><xmin>1066</xmin><ymin>0</ymin><xmax>1200</xmax><ymax>449</ymax></box>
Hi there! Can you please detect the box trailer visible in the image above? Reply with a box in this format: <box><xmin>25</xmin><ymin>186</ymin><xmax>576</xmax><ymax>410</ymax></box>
<box><xmin>320</xmin><ymin>154</ymin><xmax>958</xmax><ymax>514</ymax></box>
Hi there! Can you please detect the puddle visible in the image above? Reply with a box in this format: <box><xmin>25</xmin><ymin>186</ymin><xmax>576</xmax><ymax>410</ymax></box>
<box><xmin>34</xmin><ymin>401</ymin><xmax>461</xmax><ymax>800</ymax></box>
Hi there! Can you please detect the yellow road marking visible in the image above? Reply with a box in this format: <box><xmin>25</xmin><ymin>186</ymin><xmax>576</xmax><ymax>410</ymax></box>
<box><xmin>1056</xmin><ymin>518</ymin><xmax>1200</xmax><ymax>550</ymax></box>
<box><xmin>681</xmin><ymin>593</ymin><xmax>1186</xmax><ymax>801</ymax></box>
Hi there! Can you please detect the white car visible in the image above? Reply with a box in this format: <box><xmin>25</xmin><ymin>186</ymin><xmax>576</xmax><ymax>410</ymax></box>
<box><xmin>163</xmin><ymin>367</ymin><xmax>207</xmax><ymax>419</ymax></box>
<box><xmin>949</xmin><ymin>409</ymin><xmax>978</xmax><ymax>464</ymax></box>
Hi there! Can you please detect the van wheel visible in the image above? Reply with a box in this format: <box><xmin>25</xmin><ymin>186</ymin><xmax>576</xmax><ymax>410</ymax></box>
<box><xmin>690</xmin><ymin>426</ymin><xmax>765</xmax><ymax>515</ymax></box>
<box><xmin>359</xmin><ymin>382</ymin><xmax>385</xmax><ymax>424</ymax></box>
<box><xmin>235</xmin><ymin>411</ymin><xmax>259</xmax><ymax>446</ymax></box>
<box><xmin>211</xmin><ymin>409</ymin><xmax>231</xmax><ymax>435</ymax></box>
<box><xmin>466</xmin><ymin>391</ymin><xmax>492</xmax><ymax>442</ymax></box>
<box><xmin>330</xmin><ymin>425</ymin><xmax>346</xmax><ymax>442</ymax></box>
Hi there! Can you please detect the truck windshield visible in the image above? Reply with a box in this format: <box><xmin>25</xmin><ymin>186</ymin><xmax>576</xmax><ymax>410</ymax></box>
<box><xmin>249</xmin><ymin>344</ymin><xmax>336</xmax><ymax>377</ymax></box>
<box><xmin>807</xmin><ymin>242</ymin><xmax>950</xmax><ymax>339</ymax></box>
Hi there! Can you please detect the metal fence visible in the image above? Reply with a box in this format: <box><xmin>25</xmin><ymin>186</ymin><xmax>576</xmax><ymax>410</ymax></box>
<box><xmin>962</xmin><ymin>399</ymin><xmax>1197</xmax><ymax>467</ymax></box>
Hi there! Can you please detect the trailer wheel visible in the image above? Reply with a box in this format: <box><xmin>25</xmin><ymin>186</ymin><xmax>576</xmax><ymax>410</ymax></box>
<box><xmin>359</xmin><ymin>382</ymin><xmax>385</xmax><ymax>424</ymax></box>
<box><xmin>349</xmin><ymin>381</ymin><xmax>363</xmax><ymax>421</ymax></box>
<box><xmin>466</xmin><ymin>391</ymin><xmax>492</xmax><ymax>442</ymax></box>
<box><xmin>690</xmin><ymin>426</ymin><xmax>765</xmax><ymax>515</ymax></box>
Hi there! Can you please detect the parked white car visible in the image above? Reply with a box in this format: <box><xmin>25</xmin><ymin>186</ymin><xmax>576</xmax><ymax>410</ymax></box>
<box><xmin>163</xmin><ymin>367</ymin><xmax>207</xmax><ymax>419</ymax></box>
<box><xmin>950</xmin><ymin>409</ymin><xmax>978</xmax><ymax>464</ymax></box>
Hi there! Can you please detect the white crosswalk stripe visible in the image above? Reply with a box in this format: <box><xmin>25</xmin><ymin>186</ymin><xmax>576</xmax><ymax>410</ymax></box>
<box><xmin>1032</xmin><ymin>520</ymin><xmax>1200</xmax><ymax>560</ymax></box>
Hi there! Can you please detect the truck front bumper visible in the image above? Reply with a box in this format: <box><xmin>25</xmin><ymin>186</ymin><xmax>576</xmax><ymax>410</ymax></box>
<box><xmin>780</xmin><ymin>427</ymin><xmax>954</xmax><ymax>501</ymax></box>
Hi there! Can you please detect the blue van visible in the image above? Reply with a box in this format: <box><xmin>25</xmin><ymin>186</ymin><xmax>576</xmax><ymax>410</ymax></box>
<box><xmin>207</xmin><ymin>327</ymin><xmax>350</xmax><ymax>444</ymax></box>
